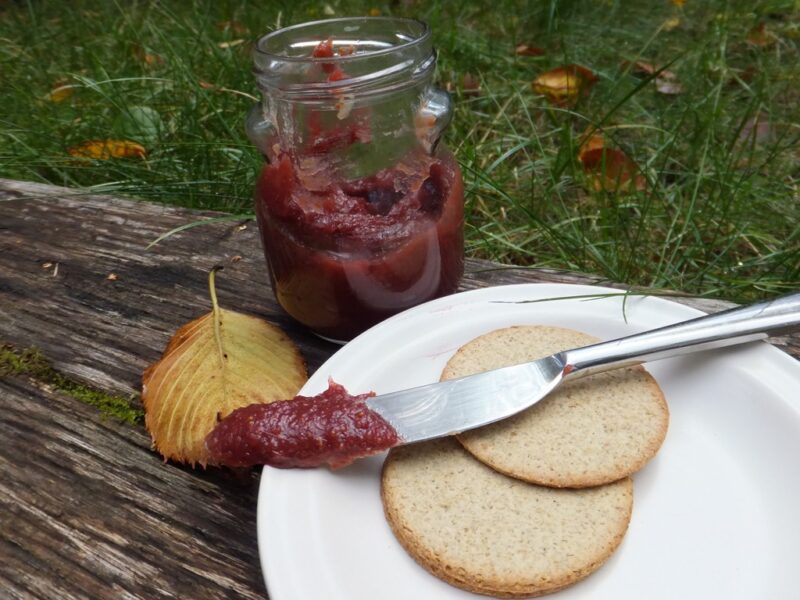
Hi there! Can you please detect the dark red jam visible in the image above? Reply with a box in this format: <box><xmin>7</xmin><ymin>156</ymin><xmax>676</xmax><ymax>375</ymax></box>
<box><xmin>255</xmin><ymin>149</ymin><xmax>464</xmax><ymax>340</ymax></box>
<box><xmin>205</xmin><ymin>381</ymin><xmax>400</xmax><ymax>469</ymax></box>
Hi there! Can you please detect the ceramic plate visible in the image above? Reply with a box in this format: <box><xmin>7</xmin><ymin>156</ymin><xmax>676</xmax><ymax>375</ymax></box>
<box><xmin>258</xmin><ymin>283</ymin><xmax>800</xmax><ymax>599</ymax></box>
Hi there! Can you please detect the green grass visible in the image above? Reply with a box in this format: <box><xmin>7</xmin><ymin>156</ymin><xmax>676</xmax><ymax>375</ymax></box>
<box><xmin>1</xmin><ymin>0</ymin><xmax>798</xmax><ymax>303</ymax></box>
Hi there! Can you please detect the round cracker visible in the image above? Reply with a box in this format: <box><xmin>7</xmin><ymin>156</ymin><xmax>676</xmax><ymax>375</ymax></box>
<box><xmin>445</xmin><ymin>326</ymin><xmax>669</xmax><ymax>488</ymax></box>
<box><xmin>382</xmin><ymin>438</ymin><xmax>633</xmax><ymax>598</ymax></box>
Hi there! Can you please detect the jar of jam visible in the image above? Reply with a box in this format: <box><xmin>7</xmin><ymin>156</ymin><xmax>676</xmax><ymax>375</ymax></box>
<box><xmin>247</xmin><ymin>17</ymin><xmax>464</xmax><ymax>342</ymax></box>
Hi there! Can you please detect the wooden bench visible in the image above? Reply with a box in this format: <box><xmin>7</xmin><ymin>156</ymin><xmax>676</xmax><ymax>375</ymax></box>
<box><xmin>2</xmin><ymin>178</ymin><xmax>797</xmax><ymax>599</ymax></box>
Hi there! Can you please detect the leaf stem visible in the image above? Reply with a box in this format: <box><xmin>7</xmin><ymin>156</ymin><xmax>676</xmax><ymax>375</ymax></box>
<box><xmin>208</xmin><ymin>266</ymin><xmax>226</xmax><ymax>365</ymax></box>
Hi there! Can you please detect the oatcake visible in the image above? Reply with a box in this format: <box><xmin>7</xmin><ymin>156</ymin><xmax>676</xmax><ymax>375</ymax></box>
<box><xmin>445</xmin><ymin>326</ymin><xmax>669</xmax><ymax>488</ymax></box>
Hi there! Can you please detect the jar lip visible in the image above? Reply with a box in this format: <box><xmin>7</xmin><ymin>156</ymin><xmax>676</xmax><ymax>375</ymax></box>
<box><xmin>254</xmin><ymin>16</ymin><xmax>431</xmax><ymax>64</ymax></box>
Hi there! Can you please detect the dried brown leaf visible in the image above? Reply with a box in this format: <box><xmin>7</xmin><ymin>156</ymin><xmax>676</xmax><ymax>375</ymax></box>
<box><xmin>216</xmin><ymin>20</ymin><xmax>248</xmax><ymax>34</ymax></box>
<box><xmin>737</xmin><ymin>113</ymin><xmax>775</xmax><ymax>147</ymax></box>
<box><xmin>578</xmin><ymin>127</ymin><xmax>606</xmax><ymax>161</ymax></box>
<box><xmin>133</xmin><ymin>45</ymin><xmax>164</xmax><ymax>67</ymax></box>
<box><xmin>461</xmin><ymin>73</ymin><xmax>481</xmax><ymax>96</ymax></box>
<box><xmin>747</xmin><ymin>23</ymin><xmax>777</xmax><ymax>47</ymax></box>
<box><xmin>532</xmin><ymin>64</ymin><xmax>597</xmax><ymax>107</ymax></box>
<box><xmin>515</xmin><ymin>43</ymin><xmax>545</xmax><ymax>57</ymax></box>
<box><xmin>622</xmin><ymin>61</ymin><xmax>683</xmax><ymax>95</ymax></box>
<box><xmin>142</xmin><ymin>268</ymin><xmax>308</xmax><ymax>466</ymax></box>
<box><xmin>579</xmin><ymin>147</ymin><xmax>646</xmax><ymax>193</ymax></box>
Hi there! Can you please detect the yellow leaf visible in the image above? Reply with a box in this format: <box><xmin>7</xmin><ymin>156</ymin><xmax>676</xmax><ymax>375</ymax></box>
<box><xmin>142</xmin><ymin>268</ymin><xmax>308</xmax><ymax>467</ymax></box>
<box><xmin>532</xmin><ymin>64</ymin><xmax>597</xmax><ymax>107</ymax></box>
<box><xmin>45</xmin><ymin>80</ymin><xmax>74</xmax><ymax>103</ymax></box>
<box><xmin>368</xmin><ymin>7</ymin><xmax>381</xmax><ymax>16</ymax></box>
<box><xmin>68</xmin><ymin>139</ymin><xmax>147</xmax><ymax>160</ymax></box>
<box><xmin>663</xmin><ymin>16</ymin><xmax>681</xmax><ymax>31</ymax></box>
<box><xmin>671</xmin><ymin>0</ymin><xmax>686</xmax><ymax>6</ymax></box>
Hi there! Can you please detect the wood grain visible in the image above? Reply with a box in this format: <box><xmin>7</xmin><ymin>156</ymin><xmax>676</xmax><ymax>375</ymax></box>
<box><xmin>1</xmin><ymin>376</ymin><xmax>264</xmax><ymax>600</ymax></box>
<box><xmin>0</xmin><ymin>177</ymin><xmax>797</xmax><ymax>599</ymax></box>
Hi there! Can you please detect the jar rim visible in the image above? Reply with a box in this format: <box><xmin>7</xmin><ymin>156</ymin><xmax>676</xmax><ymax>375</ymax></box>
<box><xmin>254</xmin><ymin>16</ymin><xmax>431</xmax><ymax>64</ymax></box>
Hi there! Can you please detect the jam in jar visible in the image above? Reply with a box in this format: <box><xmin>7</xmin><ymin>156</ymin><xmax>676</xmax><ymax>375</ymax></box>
<box><xmin>247</xmin><ymin>17</ymin><xmax>464</xmax><ymax>341</ymax></box>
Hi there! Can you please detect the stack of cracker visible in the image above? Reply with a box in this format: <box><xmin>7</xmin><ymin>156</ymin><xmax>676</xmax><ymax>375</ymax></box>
<box><xmin>381</xmin><ymin>326</ymin><xmax>669</xmax><ymax>598</ymax></box>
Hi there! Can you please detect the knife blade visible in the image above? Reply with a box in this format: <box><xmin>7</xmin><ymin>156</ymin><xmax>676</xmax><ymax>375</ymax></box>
<box><xmin>365</xmin><ymin>355</ymin><xmax>566</xmax><ymax>442</ymax></box>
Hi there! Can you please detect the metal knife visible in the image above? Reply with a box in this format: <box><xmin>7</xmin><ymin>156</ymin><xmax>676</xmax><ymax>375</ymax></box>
<box><xmin>365</xmin><ymin>292</ymin><xmax>800</xmax><ymax>444</ymax></box>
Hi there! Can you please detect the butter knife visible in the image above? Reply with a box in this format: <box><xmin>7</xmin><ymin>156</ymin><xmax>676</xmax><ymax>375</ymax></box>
<box><xmin>366</xmin><ymin>292</ymin><xmax>800</xmax><ymax>443</ymax></box>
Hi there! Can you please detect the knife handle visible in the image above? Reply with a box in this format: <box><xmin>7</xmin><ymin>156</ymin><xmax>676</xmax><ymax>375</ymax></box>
<box><xmin>561</xmin><ymin>291</ymin><xmax>800</xmax><ymax>378</ymax></box>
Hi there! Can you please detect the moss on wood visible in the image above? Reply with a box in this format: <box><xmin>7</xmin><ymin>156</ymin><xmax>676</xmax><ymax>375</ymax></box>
<box><xmin>1</xmin><ymin>345</ymin><xmax>143</xmax><ymax>426</ymax></box>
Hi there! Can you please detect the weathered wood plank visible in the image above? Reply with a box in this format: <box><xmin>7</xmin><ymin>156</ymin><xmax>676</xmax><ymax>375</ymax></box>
<box><xmin>0</xmin><ymin>177</ymin><xmax>797</xmax><ymax>600</ymax></box>
<box><xmin>1</xmin><ymin>178</ymin><xmax>795</xmax><ymax>398</ymax></box>
<box><xmin>0</xmin><ymin>376</ymin><xmax>264</xmax><ymax>600</ymax></box>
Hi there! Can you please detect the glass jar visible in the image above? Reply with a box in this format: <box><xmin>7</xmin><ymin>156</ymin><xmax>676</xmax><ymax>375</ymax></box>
<box><xmin>247</xmin><ymin>17</ymin><xmax>464</xmax><ymax>342</ymax></box>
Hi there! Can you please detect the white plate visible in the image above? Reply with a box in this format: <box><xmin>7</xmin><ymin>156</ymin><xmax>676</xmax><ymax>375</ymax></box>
<box><xmin>258</xmin><ymin>283</ymin><xmax>800</xmax><ymax>600</ymax></box>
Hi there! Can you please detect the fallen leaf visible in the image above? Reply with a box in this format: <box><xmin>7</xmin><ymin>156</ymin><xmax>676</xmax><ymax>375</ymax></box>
<box><xmin>578</xmin><ymin>127</ymin><xmax>606</xmax><ymax>161</ymax></box>
<box><xmin>737</xmin><ymin>112</ymin><xmax>774</xmax><ymax>147</ymax></box>
<box><xmin>671</xmin><ymin>0</ymin><xmax>686</xmax><ymax>6</ymax></box>
<box><xmin>727</xmin><ymin>66</ymin><xmax>756</xmax><ymax>87</ymax></box>
<box><xmin>532</xmin><ymin>64</ymin><xmax>597</xmax><ymax>107</ymax></box>
<box><xmin>622</xmin><ymin>61</ymin><xmax>684</xmax><ymax>95</ymax></box>
<box><xmin>218</xmin><ymin>39</ymin><xmax>245</xmax><ymax>49</ymax></box>
<box><xmin>579</xmin><ymin>147</ymin><xmax>646</xmax><ymax>193</ymax></box>
<box><xmin>461</xmin><ymin>73</ymin><xmax>481</xmax><ymax>96</ymax></box>
<box><xmin>107</xmin><ymin>273</ymin><xmax>118</xmax><ymax>281</ymax></box>
<box><xmin>133</xmin><ymin>45</ymin><xmax>164</xmax><ymax>67</ymax></box>
<box><xmin>368</xmin><ymin>7</ymin><xmax>381</xmax><ymax>16</ymax></box>
<box><xmin>42</xmin><ymin>262</ymin><xmax>53</xmax><ymax>269</ymax></box>
<box><xmin>515</xmin><ymin>43</ymin><xmax>545</xmax><ymax>57</ymax></box>
<box><xmin>199</xmin><ymin>80</ymin><xmax>217</xmax><ymax>90</ymax></box>
<box><xmin>143</xmin><ymin>268</ymin><xmax>308</xmax><ymax>466</ymax></box>
<box><xmin>216</xmin><ymin>20</ymin><xmax>248</xmax><ymax>34</ymax></box>
<box><xmin>623</xmin><ymin>61</ymin><xmax>661</xmax><ymax>77</ymax></box>
<box><xmin>45</xmin><ymin>80</ymin><xmax>74</xmax><ymax>103</ymax></box>
<box><xmin>747</xmin><ymin>23</ymin><xmax>777</xmax><ymax>47</ymax></box>
<box><xmin>68</xmin><ymin>140</ymin><xmax>147</xmax><ymax>160</ymax></box>
<box><xmin>655</xmin><ymin>77</ymin><xmax>684</xmax><ymax>94</ymax></box>
<box><xmin>230</xmin><ymin>255</ymin><xmax>242</xmax><ymax>263</ymax></box>
<box><xmin>662</xmin><ymin>16</ymin><xmax>681</xmax><ymax>31</ymax></box>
